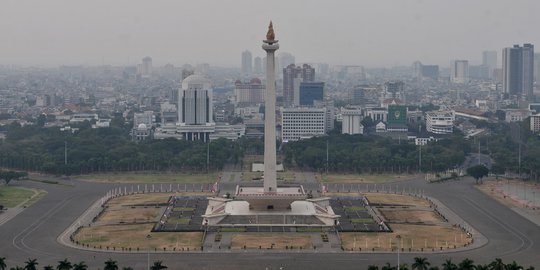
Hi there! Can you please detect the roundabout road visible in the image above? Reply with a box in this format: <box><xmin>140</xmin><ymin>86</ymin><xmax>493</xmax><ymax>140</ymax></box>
<box><xmin>1</xmin><ymin>177</ymin><xmax>539</xmax><ymax>269</ymax></box>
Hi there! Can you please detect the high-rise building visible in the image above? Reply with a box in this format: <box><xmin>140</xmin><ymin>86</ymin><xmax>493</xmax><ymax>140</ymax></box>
<box><xmin>469</xmin><ymin>65</ymin><xmax>490</xmax><ymax>79</ymax></box>
<box><xmin>241</xmin><ymin>50</ymin><xmax>253</xmax><ymax>74</ymax></box>
<box><xmin>282</xmin><ymin>64</ymin><xmax>315</xmax><ymax>106</ymax></box>
<box><xmin>535</xmin><ymin>53</ymin><xmax>540</xmax><ymax>83</ymax></box>
<box><xmin>482</xmin><ymin>51</ymin><xmax>497</xmax><ymax>78</ymax></box>
<box><xmin>278</xmin><ymin>52</ymin><xmax>295</xmax><ymax>71</ymax></box>
<box><xmin>140</xmin><ymin>56</ymin><xmax>152</xmax><ymax>78</ymax></box>
<box><xmin>234</xmin><ymin>78</ymin><xmax>265</xmax><ymax>104</ymax></box>
<box><xmin>421</xmin><ymin>65</ymin><xmax>439</xmax><ymax>80</ymax></box>
<box><xmin>177</xmin><ymin>75</ymin><xmax>214</xmax><ymax>141</ymax></box>
<box><xmin>451</xmin><ymin>60</ymin><xmax>469</xmax><ymax>83</ymax></box>
<box><xmin>349</xmin><ymin>86</ymin><xmax>366</xmax><ymax>105</ymax></box>
<box><xmin>298</xmin><ymin>82</ymin><xmax>324</xmax><ymax>106</ymax></box>
<box><xmin>503</xmin><ymin>44</ymin><xmax>535</xmax><ymax>98</ymax></box>
<box><xmin>253</xmin><ymin>56</ymin><xmax>262</xmax><ymax>74</ymax></box>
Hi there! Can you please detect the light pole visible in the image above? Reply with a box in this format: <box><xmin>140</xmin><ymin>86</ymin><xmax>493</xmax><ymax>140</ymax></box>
<box><xmin>396</xmin><ymin>235</ymin><xmax>401</xmax><ymax>269</ymax></box>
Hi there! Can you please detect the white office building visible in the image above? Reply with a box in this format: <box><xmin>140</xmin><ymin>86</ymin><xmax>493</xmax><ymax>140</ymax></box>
<box><xmin>177</xmin><ymin>74</ymin><xmax>215</xmax><ymax>141</ymax></box>
<box><xmin>426</xmin><ymin>111</ymin><xmax>455</xmax><ymax>134</ymax></box>
<box><xmin>341</xmin><ymin>108</ymin><xmax>364</xmax><ymax>135</ymax></box>
<box><xmin>281</xmin><ymin>107</ymin><xmax>326</xmax><ymax>142</ymax></box>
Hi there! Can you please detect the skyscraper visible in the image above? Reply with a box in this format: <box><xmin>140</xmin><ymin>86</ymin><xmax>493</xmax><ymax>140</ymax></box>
<box><xmin>278</xmin><ymin>52</ymin><xmax>295</xmax><ymax>71</ymax></box>
<box><xmin>535</xmin><ymin>53</ymin><xmax>540</xmax><ymax>83</ymax></box>
<box><xmin>177</xmin><ymin>75</ymin><xmax>214</xmax><ymax>141</ymax></box>
<box><xmin>451</xmin><ymin>60</ymin><xmax>469</xmax><ymax>83</ymax></box>
<box><xmin>253</xmin><ymin>56</ymin><xmax>262</xmax><ymax>74</ymax></box>
<box><xmin>140</xmin><ymin>56</ymin><xmax>152</xmax><ymax>78</ymax></box>
<box><xmin>482</xmin><ymin>51</ymin><xmax>497</xmax><ymax>78</ymax></box>
<box><xmin>282</xmin><ymin>64</ymin><xmax>315</xmax><ymax>106</ymax></box>
<box><xmin>503</xmin><ymin>44</ymin><xmax>534</xmax><ymax>98</ymax></box>
<box><xmin>241</xmin><ymin>50</ymin><xmax>253</xmax><ymax>74</ymax></box>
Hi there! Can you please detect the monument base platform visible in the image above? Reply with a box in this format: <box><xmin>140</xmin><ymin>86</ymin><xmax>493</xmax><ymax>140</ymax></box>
<box><xmin>202</xmin><ymin>188</ymin><xmax>340</xmax><ymax>227</ymax></box>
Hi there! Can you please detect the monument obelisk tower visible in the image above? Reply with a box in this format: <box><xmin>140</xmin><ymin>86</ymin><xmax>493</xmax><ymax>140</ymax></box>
<box><xmin>262</xmin><ymin>21</ymin><xmax>279</xmax><ymax>193</ymax></box>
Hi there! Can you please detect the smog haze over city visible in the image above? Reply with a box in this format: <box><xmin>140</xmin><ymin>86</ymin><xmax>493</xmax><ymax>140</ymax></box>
<box><xmin>1</xmin><ymin>0</ymin><xmax>539</xmax><ymax>67</ymax></box>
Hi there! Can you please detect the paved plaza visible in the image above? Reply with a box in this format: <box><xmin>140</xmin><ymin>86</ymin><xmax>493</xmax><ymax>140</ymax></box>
<box><xmin>0</xmin><ymin>175</ymin><xmax>539</xmax><ymax>269</ymax></box>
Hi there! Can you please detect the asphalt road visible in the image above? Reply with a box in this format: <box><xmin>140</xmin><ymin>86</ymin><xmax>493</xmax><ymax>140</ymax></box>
<box><xmin>1</xmin><ymin>177</ymin><xmax>539</xmax><ymax>269</ymax></box>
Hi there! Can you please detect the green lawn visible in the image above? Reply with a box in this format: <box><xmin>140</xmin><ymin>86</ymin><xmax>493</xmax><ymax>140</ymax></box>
<box><xmin>168</xmin><ymin>217</ymin><xmax>191</xmax><ymax>224</ymax></box>
<box><xmin>172</xmin><ymin>207</ymin><xmax>195</xmax><ymax>212</ymax></box>
<box><xmin>344</xmin><ymin>206</ymin><xmax>367</xmax><ymax>212</ymax></box>
<box><xmin>350</xmin><ymin>218</ymin><xmax>375</xmax><ymax>224</ymax></box>
<box><xmin>277</xmin><ymin>171</ymin><xmax>295</xmax><ymax>181</ymax></box>
<box><xmin>241</xmin><ymin>172</ymin><xmax>263</xmax><ymax>181</ymax></box>
<box><xmin>73</xmin><ymin>172</ymin><xmax>218</xmax><ymax>184</ymax></box>
<box><xmin>0</xmin><ymin>186</ymin><xmax>37</xmax><ymax>208</ymax></box>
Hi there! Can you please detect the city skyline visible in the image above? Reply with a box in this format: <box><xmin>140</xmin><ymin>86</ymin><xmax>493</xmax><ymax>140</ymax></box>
<box><xmin>1</xmin><ymin>0</ymin><xmax>539</xmax><ymax>68</ymax></box>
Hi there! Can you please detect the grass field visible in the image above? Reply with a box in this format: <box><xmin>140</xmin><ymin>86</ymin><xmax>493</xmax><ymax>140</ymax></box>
<box><xmin>277</xmin><ymin>171</ymin><xmax>296</xmax><ymax>181</ymax></box>
<box><xmin>74</xmin><ymin>223</ymin><xmax>203</xmax><ymax>250</ymax></box>
<box><xmin>380</xmin><ymin>209</ymin><xmax>442</xmax><ymax>223</ymax></box>
<box><xmin>319</xmin><ymin>173</ymin><xmax>419</xmax><ymax>183</ymax></box>
<box><xmin>364</xmin><ymin>193</ymin><xmax>431</xmax><ymax>207</ymax></box>
<box><xmin>0</xmin><ymin>186</ymin><xmax>42</xmax><ymax>208</ymax></box>
<box><xmin>241</xmin><ymin>172</ymin><xmax>263</xmax><ymax>181</ymax></box>
<box><xmin>231</xmin><ymin>233</ymin><xmax>312</xmax><ymax>249</ymax></box>
<box><xmin>341</xmin><ymin>224</ymin><xmax>470</xmax><ymax>251</ymax></box>
<box><xmin>73</xmin><ymin>172</ymin><xmax>218</xmax><ymax>184</ymax></box>
<box><xmin>74</xmin><ymin>192</ymin><xmax>204</xmax><ymax>251</ymax></box>
<box><xmin>98</xmin><ymin>208</ymin><xmax>162</xmax><ymax>223</ymax></box>
<box><xmin>106</xmin><ymin>193</ymin><xmax>173</xmax><ymax>207</ymax></box>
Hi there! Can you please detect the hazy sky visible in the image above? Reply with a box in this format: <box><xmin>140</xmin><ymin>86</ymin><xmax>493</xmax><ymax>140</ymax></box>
<box><xmin>1</xmin><ymin>0</ymin><xmax>539</xmax><ymax>68</ymax></box>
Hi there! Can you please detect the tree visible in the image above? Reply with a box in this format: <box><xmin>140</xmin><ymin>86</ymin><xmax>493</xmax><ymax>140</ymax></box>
<box><xmin>0</xmin><ymin>257</ymin><xmax>6</xmax><ymax>270</ymax></box>
<box><xmin>43</xmin><ymin>266</ymin><xmax>54</xmax><ymax>270</ymax></box>
<box><xmin>367</xmin><ymin>265</ymin><xmax>380</xmax><ymax>270</ymax></box>
<box><xmin>442</xmin><ymin>259</ymin><xmax>457</xmax><ymax>270</ymax></box>
<box><xmin>457</xmin><ymin>258</ymin><xmax>475</xmax><ymax>270</ymax></box>
<box><xmin>72</xmin><ymin>262</ymin><xmax>87</xmax><ymax>270</ymax></box>
<box><xmin>121</xmin><ymin>268</ymin><xmax>134</xmax><ymax>270</ymax></box>
<box><xmin>466</xmin><ymin>165</ymin><xmax>489</xmax><ymax>184</ymax></box>
<box><xmin>150</xmin><ymin>261</ymin><xmax>167</xmax><ymax>270</ymax></box>
<box><xmin>400</xmin><ymin>264</ymin><xmax>410</xmax><ymax>270</ymax></box>
<box><xmin>56</xmin><ymin>259</ymin><xmax>72</xmax><ymax>270</ymax></box>
<box><xmin>475</xmin><ymin>265</ymin><xmax>488</xmax><ymax>270</ymax></box>
<box><xmin>381</xmin><ymin>263</ymin><xmax>397</xmax><ymax>270</ymax></box>
<box><xmin>9</xmin><ymin>267</ymin><xmax>23</xmax><ymax>270</ymax></box>
<box><xmin>23</xmin><ymin>259</ymin><xmax>38</xmax><ymax>270</ymax></box>
<box><xmin>0</xmin><ymin>171</ymin><xmax>27</xmax><ymax>185</ymax></box>
<box><xmin>103</xmin><ymin>259</ymin><xmax>118</xmax><ymax>270</ymax></box>
<box><xmin>489</xmin><ymin>258</ymin><xmax>505</xmax><ymax>270</ymax></box>
<box><xmin>504</xmin><ymin>261</ymin><xmax>521</xmax><ymax>270</ymax></box>
<box><xmin>412</xmin><ymin>257</ymin><xmax>430</xmax><ymax>270</ymax></box>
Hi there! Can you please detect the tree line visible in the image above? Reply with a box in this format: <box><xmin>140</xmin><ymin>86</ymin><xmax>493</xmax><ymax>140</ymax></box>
<box><xmin>0</xmin><ymin>257</ymin><xmax>167</xmax><ymax>270</ymax></box>
<box><xmin>0</xmin><ymin>256</ymin><xmax>534</xmax><ymax>270</ymax></box>
<box><xmin>368</xmin><ymin>256</ymin><xmax>534</xmax><ymax>270</ymax></box>
<box><xmin>282</xmin><ymin>133</ymin><xmax>469</xmax><ymax>174</ymax></box>
<box><xmin>1</xmin><ymin>116</ymin><xmax>539</xmax><ymax>178</ymax></box>
<box><xmin>0</xmin><ymin>121</ymin><xmax>245</xmax><ymax>175</ymax></box>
